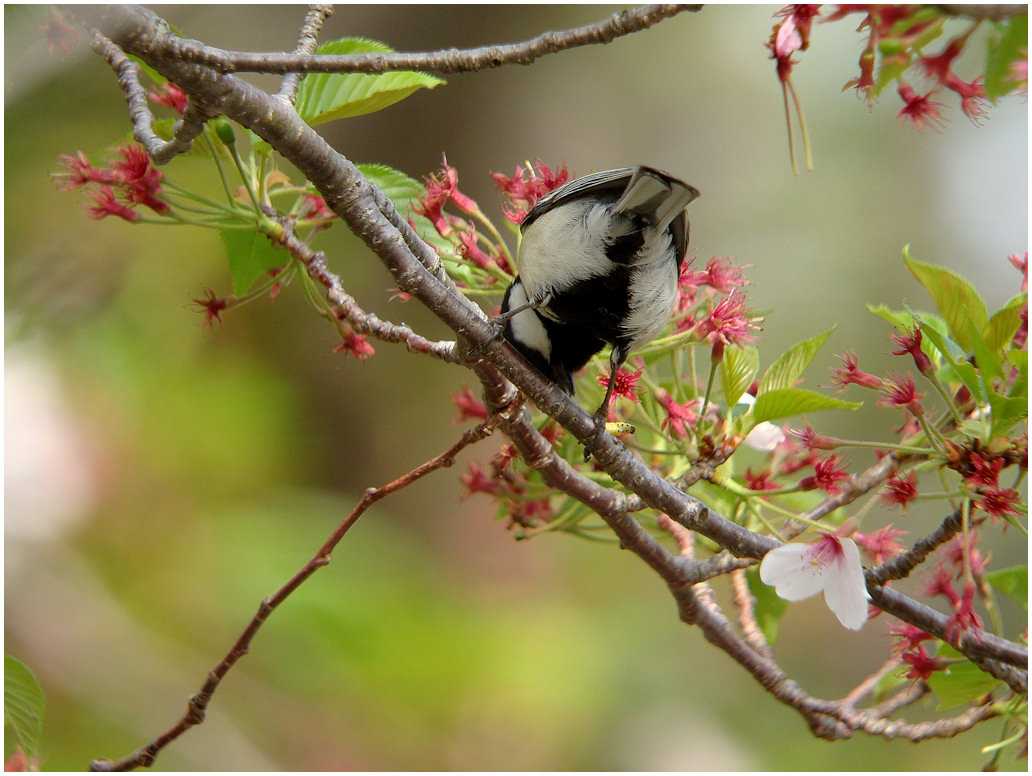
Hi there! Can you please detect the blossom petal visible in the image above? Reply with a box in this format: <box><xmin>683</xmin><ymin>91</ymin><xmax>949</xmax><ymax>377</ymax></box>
<box><xmin>744</xmin><ymin>421</ymin><xmax>786</xmax><ymax>452</ymax></box>
<box><xmin>821</xmin><ymin>538</ymin><xmax>871</xmax><ymax>630</ymax></box>
<box><xmin>759</xmin><ymin>543</ymin><xmax>825</xmax><ymax>601</ymax></box>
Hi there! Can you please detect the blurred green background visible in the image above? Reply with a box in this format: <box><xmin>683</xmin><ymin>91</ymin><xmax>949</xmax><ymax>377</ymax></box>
<box><xmin>5</xmin><ymin>4</ymin><xmax>1027</xmax><ymax>771</ymax></box>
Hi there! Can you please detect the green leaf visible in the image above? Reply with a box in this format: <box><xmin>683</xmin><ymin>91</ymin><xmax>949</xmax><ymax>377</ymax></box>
<box><xmin>873</xmin><ymin>51</ymin><xmax>911</xmax><ymax>98</ymax></box>
<box><xmin>966</xmin><ymin>315</ymin><xmax>1005</xmax><ymax>386</ymax></box>
<box><xmin>4</xmin><ymin>656</ymin><xmax>45</xmax><ymax>756</ymax></box>
<box><xmin>295</xmin><ymin>38</ymin><xmax>445</xmax><ymax>125</ymax></box>
<box><xmin>752</xmin><ymin>388</ymin><xmax>861</xmax><ymax>424</ymax></box>
<box><xmin>357</xmin><ymin>163</ymin><xmax>425</xmax><ymax>220</ymax></box>
<box><xmin>913</xmin><ymin>316</ymin><xmax>987</xmax><ymax>404</ymax></box>
<box><xmin>984</xmin><ymin>293</ymin><xmax>1027</xmax><ymax>353</ymax></box>
<box><xmin>220</xmin><ymin>228</ymin><xmax>288</xmax><ymax>296</ymax></box>
<box><xmin>985</xmin><ymin>566</ymin><xmax>1028</xmax><ymax>610</ymax></box>
<box><xmin>987</xmin><ymin>390</ymin><xmax>1029</xmax><ymax>439</ymax></box>
<box><xmin>985</xmin><ymin>15</ymin><xmax>1029</xmax><ymax>100</ymax></box>
<box><xmin>759</xmin><ymin>327</ymin><xmax>834</xmax><ymax>394</ymax></box>
<box><xmin>926</xmin><ymin>645</ymin><xmax>1002</xmax><ymax>710</ymax></box>
<box><xmin>356</xmin><ymin>164</ymin><xmax>456</xmax><ymax>259</ymax></box>
<box><xmin>721</xmin><ymin>345</ymin><xmax>759</xmax><ymax>408</ymax></box>
<box><xmin>867</xmin><ymin>304</ymin><xmax>948</xmax><ymax>339</ymax></box>
<box><xmin>746</xmin><ymin>568</ymin><xmax>787</xmax><ymax>646</ymax></box>
<box><xmin>1005</xmin><ymin>348</ymin><xmax>1028</xmax><ymax>402</ymax></box>
<box><xmin>903</xmin><ymin>247</ymin><xmax>988</xmax><ymax>351</ymax></box>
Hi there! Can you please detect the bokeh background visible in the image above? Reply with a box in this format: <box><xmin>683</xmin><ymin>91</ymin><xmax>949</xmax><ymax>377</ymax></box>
<box><xmin>5</xmin><ymin>4</ymin><xmax>1027</xmax><ymax>771</ymax></box>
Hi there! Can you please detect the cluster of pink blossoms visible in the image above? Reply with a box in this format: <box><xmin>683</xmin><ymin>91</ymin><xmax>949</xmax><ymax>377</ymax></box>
<box><xmin>454</xmin><ymin>387</ymin><xmax>564</xmax><ymax>529</ymax></box>
<box><xmin>55</xmin><ymin>144</ymin><xmax>169</xmax><ymax>223</ymax></box>
<box><xmin>769</xmin><ymin>5</ymin><xmax>1026</xmax><ymax>130</ymax></box>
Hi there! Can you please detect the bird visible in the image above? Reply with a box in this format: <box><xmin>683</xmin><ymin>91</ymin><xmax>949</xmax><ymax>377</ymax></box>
<box><xmin>495</xmin><ymin>165</ymin><xmax>700</xmax><ymax>427</ymax></box>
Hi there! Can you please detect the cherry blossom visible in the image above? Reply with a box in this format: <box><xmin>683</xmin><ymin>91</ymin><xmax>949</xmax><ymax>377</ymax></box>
<box><xmin>759</xmin><ymin>534</ymin><xmax>870</xmax><ymax>630</ymax></box>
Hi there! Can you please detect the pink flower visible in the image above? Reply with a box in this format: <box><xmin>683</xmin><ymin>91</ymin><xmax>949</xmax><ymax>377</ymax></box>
<box><xmin>694</xmin><ymin>289</ymin><xmax>757</xmax><ymax>349</ymax></box>
<box><xmin>452</xmin><ymin>386</ymin><xmax>489</xmax><ymax>423</ymax></box>
<box><xmin>889</xmin><ymin>326</ymin><xmax>933</xmax><ymax>377</ymax></box>
<box><xmin>414</xmin><ymin>154</ymin><xmax>482</xmax><ymax>236</ymax></box>
<box><xmin>656</xmin><ymin>390</ymin><xmax>699</xmax><ymax>439</ymax></box>
<box><xmin>148</xmin><ymin>82</ymin><xmax>189</xmax><ymax>114</ymax></box>
<box><xmin>299</xmin><ymin>193</ymin><xmax>334</xmax><ymax>221</ymax></box>
<box><xmin>759</xmin><ymin>534</ymin><xmax>871</xmax><ymax>630</ymax></box>
<box><xmin>789</xmin><ymin>425</ymin><xmax>840</xmax><ymax>451</ymax></box>
<box><xmin>854</xmin><ymin>525</ymin><xmax>908</xmax><ymax>564</ymax></box>
<box><xmin>896</xmin><ymin>83</ymin><xmax>946</xmax><ymax>130</ymax></box>
<box><xmin>1007</xmin><ymin>49</ymin><xmax>1028</xmax><ymax>95</ymax></box>
<box><xmin>877</xmin><ymin>372</ymin><xmax>925</xmax><ymax>416</ymax></box>
<box><xmin>880</xmin><ymin>472</ymin><xmax>919</xmax><ymax>512</ymax></box>
<box><xmin>39</xmin><ymin>8</ymin><xmax>78</xmax><ymax>55</ymax></box>
<box><xmin>192</xmin><ymin>287</ymin><xmax>230</xmax><ymax>327</ymax></box>
<box><xmin>86</xmin><ymin>185</ymin><xmax>139</xmax><ymax>222</ymax></box>
<box><xmin>413</xmin><ymin>178</ymin><xmax>451</xmax><ymax>236</ymax></box>
<box><xmin>597</xmin><ymin>367</ymin><xmax>643</xmax><ymax>404</ymax></box>
<box><xmin>974</xmin><ymin>487</ymin><xmax>1022</xmax><ymax>520</ymax></box>
<box><xmin>890</xmin><ymin>622</ymin><xmax>934</xmax><ymax>654</ymax></box>
<box><xmin>457</xmin><ymin>224</ymin><xmax>495</xmax><ymax>270</ymax></box>
<box><xmin>54</xmin><ymin>150</ymin><xmax>117</xmax><ymax>190</ymax></box>
<box><xmin>944</xmin><ymin>74</ymin><xmax>988</xmax><ymax>125</ymax></box>
<box><xmin>460</xmin><ymin>462</ymin><xmax>501</xmax><ymax>498</ymax></box>
<box><xmin>798</xmin><ymin>454</ymin><xmax>849</xmax><ymax>494</ymax></box>
<box><xmin>111</xmin><ymin>143</ymin><xmax>168</xmax><ymax>214</ymax></box>
<box><xmin>744</xmin><ymin>468</ymin><xmax>780</xmax><ymax>492</ymax></box>
<box><xmin>945</xmin><ymin>583</ymin><xmax>984</xmax><ymax>644</ymax></box>
<box><xmin>491</xmin><ymin>160</ymin><xmax>570</xmax><ymax>223</ymax></box>
<box><xmin>830</xmin><ymin>351</ymin><xmax>883</xmax><ymax>392</ymax></box>
<box><xmin>333</xmin><ymin>331</ymin><xmax>375</xmax><ymax>360</ymax></box>
<box><xmin>965</xmin><ymin>453</ymin><xmax>1005</xmax><ymax>489</ymax></box>
<box><xmin>901</xmin><ymin>643</ymin><xmax>944</xmax><ymax>681</ymax></box>
<box><xmin>1011</xmin><ymin>251</ymin><xmax>1027</xmax><ymax>293</ymax></box>
<box><xmin>438</xmin><ymin>154</ymin><xmax>480</xmax><ymax>213</ymax></box>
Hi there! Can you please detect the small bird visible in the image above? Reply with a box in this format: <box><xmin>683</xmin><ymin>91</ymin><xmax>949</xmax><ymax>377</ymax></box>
<box><xmin>496</xmin><ymin>166</ymin><xmax>700</xmax><ymax>426</ymax></box>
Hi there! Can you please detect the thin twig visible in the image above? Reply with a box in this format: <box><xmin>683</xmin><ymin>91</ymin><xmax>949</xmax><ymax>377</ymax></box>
<box><xmin>276</xmin><ymin>4</ymin><xmax>334</xmax><ymax>104</ymax></box>
<box><xmin>272</xmin><ymin>212</ymin><xmax>463</xmax><ymax>362</ymax></box>
<box><xmin>89</xmin><ymin>419</ymin><xmax>500</xmax><ymax>771</ymax></box>
<box><xmin>90</xmin><ymin>30</ymin><xmax>210</xmax><ymax>164</ymax></box>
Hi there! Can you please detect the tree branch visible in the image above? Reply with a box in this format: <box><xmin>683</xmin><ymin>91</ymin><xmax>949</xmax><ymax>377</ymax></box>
<box><xmin>133</xmin><ymin>5</ymin><xmax>701</xmax><ymax>75</ymax></box>
<box><xmin>275</xmin><ymin>4</ymin><xmax>334</xmax><ymax>104</ymax></box>
<box><xmin>89</xmin><ymin>419</ymin><xmax>501</xmax><ymax>771</ymax></box>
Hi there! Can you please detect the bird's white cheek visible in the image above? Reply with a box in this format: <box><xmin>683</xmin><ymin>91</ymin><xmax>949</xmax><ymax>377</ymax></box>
<box><xmin>508</xmin><ymin>309</ymin><xmax>551</xmax><ymax>361</ymax></box>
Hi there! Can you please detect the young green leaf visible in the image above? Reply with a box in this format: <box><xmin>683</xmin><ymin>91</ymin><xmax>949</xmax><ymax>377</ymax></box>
<box><xmin>356</xmin><ymin>163</ymin><xmax>425</xmax><ymax>220</ymax></box>
<box><xmin>987</xmin><ymin>391</ymin><xmax>1029</xmax><ymax>440</ymax></box>
<box><xmin>984</xmin><ymin>293</ymin><xmax>1027</xmax><ymax>353</ymax></box>
<box><xmin>721</xmin><ymin>345</ymin><xmax>759</xmax><ymax>408</ymax></box>
<box><xmin>759</xmin><ymin>327</ymin><xmax>834</xmax><ymax>394</ymax></box>
<box><xmin>220</xmin><ymin>228</ymin><xmax>288</xmax><ymax>296</ymax></box>
<box><xmin>926</xmin><ymin>644</ymin><xmax>1002</xmax><ymax>710</ymax></box>
<box><xmin>4</xmin><ymin>656</ymin><xmax>45</xmax><ymax>757</ymax></box>
<box><xmin>746</xmin><ymin>568</ymin><xmax>787</xmax><ymax>646</ymax></box>
<box><xmin>913</xmin><ymin>316</ymin><xmax>987</xmax><ymax>404</ymax></box>
<box><xmin>984</xmin><ymin>15</ymin><xmax>1029</xmax><ymax>100</ymax></box>
<box><xmin>752</xmin><ymin>388</ymin><xmax>860</xmax><ymax>424</ymax></box>
<box><xmin>985</xmin><ymin>566</ymin><xmax>1028</xmax><ymax>610</ymax></box>
<box><xmin>903</xmin><ymin>247</ymin><xmax>988</xmax><ymax>351</ymax></box>
<box><xmin>295</xmin><ymin>38</ymin><xmax>445</xmax><ymax>125</ymax></box>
